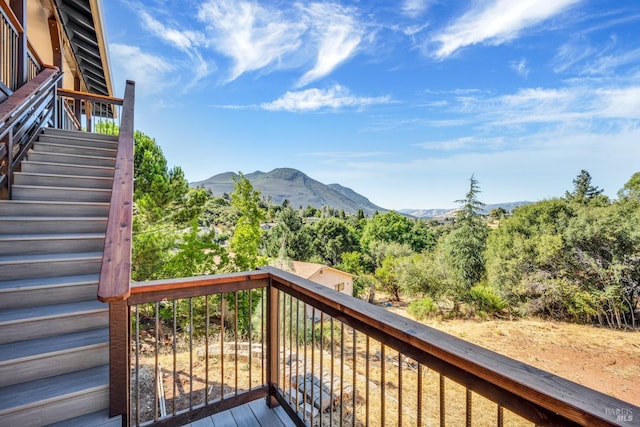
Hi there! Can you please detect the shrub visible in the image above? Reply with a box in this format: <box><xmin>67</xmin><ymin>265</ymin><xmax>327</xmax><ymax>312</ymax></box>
<box><xmin>408</xmin><ymin>297</ymin><xmax>438</xmax><ymax>321</ymax></box>
<box><xmin>468</xmin><ymin>285</ymin><xmax>507</xmax><ymax>315</ymax></box>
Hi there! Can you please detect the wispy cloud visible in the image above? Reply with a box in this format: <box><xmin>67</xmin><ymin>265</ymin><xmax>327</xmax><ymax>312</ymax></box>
<box><xmin>261</xmin><ymin>85</ymin><xmax>391</xmax><ymax>112</ymax></box>
<box><xmin>431</xmin><ymin>0</ymin><xmax>582</xmax><ymax>59</ymax></box>
<box><xmin>296</xmin><ymin>3</ymin><xmax>363</xmax><ymax>87</ymax></box>
<box><xmin>415</xmin><ymin>136</ymin><xmax>506</xmax><ymax>152</ymax></box>
<box><xmin>402</xmin><ymin>0</ymin><xmax>431</xmax><ymax>18</ymax></box>
<box><xmin>197</xmin><ymin>0</ymin><xmax>305</xmax><ymax>83</ymax></box>
<box><xmin>510</xmin><ymin>58</ymin><xmax>529</xmax><ymax>77</ymax></box>
<box><xmin>137</xmin><ymin>9</ymin><xmax>211</xmax><ymax>87</ymax></box>
<box><xmin>109</xmin><ymin>43</ymin><xmax>175</xmax><ymax>94</ymax></box>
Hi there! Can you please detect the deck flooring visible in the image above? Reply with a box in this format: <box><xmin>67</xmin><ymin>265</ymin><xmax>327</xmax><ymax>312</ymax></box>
<box><xmin>184</xmin><ymin>399</ymin><xmax>296</xmax><ymax>427</ymax></box>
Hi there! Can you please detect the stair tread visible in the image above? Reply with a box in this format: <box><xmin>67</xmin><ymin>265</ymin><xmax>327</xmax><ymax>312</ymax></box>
<box><xmin>0</xmin><ymin>365</ymin><xmax>109</xmax><ymax>412</ymax></box>
<box><xmin>0</xmin><ymin>274</ymin><xmax>99</xmax><ymax>291</ymax></box>
<box><xmin>46</xmin><ymin>409</ymin><xmax>121</xmax><ymax>427</ymax></box>
<box><xmin>0</xmin><ymin>299</ymin><xmax>106</xmax><ymax>324</ymax></box>
<box><xmin>10</xmin><ymin>184</ymin><xmax>111</xmax><ymax>192</ymax></box>
<box><xmin>0</xmin><ymin>200</ymin><xmax>109</xmax><ymax>208</ymax></box>
<box><xmin>43</xmin><ymin>128</ymin><xmax>118</xmax><ymax>141</ymax></box>
<box><xmin>0</xmin><ymin>328</ymin><xmax>108</xmax><ymax>363</ymax></box>
<box><xmin>21</xmin><ymin>160</ymin><xmax>115</xmax><ymax>171</ymax></box>
<box><xmin>28</xmin><ymin>150</ymin><xmax>116</xmax><ymax>161</ymax></box>
<box><xmin>14</xmin><ymin>171</ymin><xmax>114</xmax><ymax>181</ymax></box>
<box><xmin>0</xmin><ymin>233</ymin><xmax>104</xmax><ymax>240</ymax></box>
<box><xmin>35</xmin><ymin>142</ymin><xmax>117</xmax><ymax>155</ymax></box>
<box><xmin>0</xmin><ymin>251</ymin><xmax>102</xmax><ymax>263</ymax></box>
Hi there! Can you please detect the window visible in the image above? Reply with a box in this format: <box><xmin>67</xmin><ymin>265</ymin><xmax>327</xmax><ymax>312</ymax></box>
<box><xmin>334</xmin><ymin>282</ymin><xmax>345</xmax><ymax>291</ymax></box>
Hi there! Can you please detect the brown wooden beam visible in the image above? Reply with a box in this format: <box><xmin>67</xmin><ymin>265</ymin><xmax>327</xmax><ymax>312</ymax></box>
<box><xmin>266</xmin><ymin>278</ymin><xmax>280</xmax><ymax>408</ymax></box>
<box><xmin>48</xmin><ymin>17</ymin><xmax>63</xmax><ymax>75</ymax></box>
<box><xmin>108</xmin><ymin>301</ymin><xmax>130</xmax><ymax>422</ymax></box>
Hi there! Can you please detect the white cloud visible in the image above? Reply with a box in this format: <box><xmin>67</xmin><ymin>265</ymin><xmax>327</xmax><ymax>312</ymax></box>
<box><xmin>431</xmin><ymin>0</ymin><xmax>581</xmax><ymax>59</ymax></box>
<box><xmin>198</xmin><ymin>0</ymin><xmax>306</xmax><ymax>83</ymax></box>
<box><xmin>139</xmin><ymin>10</ymin><xmax>205</xmax><ymax>51</ymax></box>
<box><xmin>109</xmin><ymin>43</ymin><xmax>175</xmax><ymax>94</ymax></box>
<box><xmin>296</xmin><ymin>3</ymin><xmax>363</xmax><ymax>87</ymax></box>
<box><xmin>510</xmin><ymin>58</ymin><xmax>529</xmax><ymax>77</ymax></box>
<box><xmin>261</xmin><ymin>85</ymin><xmax>391</xmax><ymax>112</ymax></box>
<box><xmin>402</xmin><ymin>0</ymin><xmax>430</xmax><ymax>18</ymax></box>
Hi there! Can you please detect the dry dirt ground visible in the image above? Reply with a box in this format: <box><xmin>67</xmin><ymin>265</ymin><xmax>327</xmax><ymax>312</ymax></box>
<box><xmin>386</xmin><ymin>302</ymin><xmax>640</xmax><ymax>406</ymax></box>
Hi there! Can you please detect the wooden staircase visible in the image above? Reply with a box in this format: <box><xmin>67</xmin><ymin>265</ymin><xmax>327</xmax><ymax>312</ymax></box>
<box><xmin>0</xmin><ymin>128</ymin><xmax>121</xmax><ymax>426</ymax></box>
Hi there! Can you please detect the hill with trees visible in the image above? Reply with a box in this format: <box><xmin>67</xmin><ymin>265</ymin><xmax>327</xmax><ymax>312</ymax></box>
<box><xmin>191</xmin><ymin>168</ymin><xmax>385</xmax><ymax>215</ymax></box>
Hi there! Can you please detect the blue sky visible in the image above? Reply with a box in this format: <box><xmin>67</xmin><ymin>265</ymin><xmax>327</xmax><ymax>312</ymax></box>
<box><xmin>103</xmin><ymin>0</ymin><xmax>640</xmax><ymax>209</ymax></box>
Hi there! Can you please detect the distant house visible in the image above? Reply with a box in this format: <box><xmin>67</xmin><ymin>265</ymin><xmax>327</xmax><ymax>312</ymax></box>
<box><xmin>279</xmin><ymin>261</ymin><xmax>353</xmax><ymax>297</ymax></box>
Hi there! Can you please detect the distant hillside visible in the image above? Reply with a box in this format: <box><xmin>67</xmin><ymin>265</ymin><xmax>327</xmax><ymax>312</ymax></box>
<box><xmin>400</xmin><ymin>201</ymin><xmax>531</xmax><ymax>219</ymax></box>
<box><xmin>191</xmin><ymin>168</ymin><xmax>386</xmax><ymax>216</ymax></box>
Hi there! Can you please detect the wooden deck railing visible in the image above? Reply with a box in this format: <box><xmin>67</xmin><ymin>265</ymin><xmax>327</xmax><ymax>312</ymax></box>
<box><xmin>1</xmin><ymin>1</ymin><xmax>42</xmax><ymax>93</ymax></box>
<box><xmin>112</xmin><ymin>267</ymin><xmax>639</xmax><ymax>427</ymax></box>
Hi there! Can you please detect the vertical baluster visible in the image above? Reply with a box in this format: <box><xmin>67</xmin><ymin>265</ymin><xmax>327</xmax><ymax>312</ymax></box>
<box><xmin>340</xmin><ymin>321</ymin><xmax>345</xmax><ymax>426</ymax></box>
<box><xmin>381</xmin><ymin>344</ymin><xmax>385</xmax><ymax>426</ymax></box>
<box><xmin>466</xmin><ymin>389</ymin><xmax>472</xmax><ymax>427</ymax></box>
<box><xmin>310</xmin><ymin>307</ymin><xmax>316</xmax><ymax>427</ymax></box>
<box><xmin>303</xmin><ymin>302</ymin><xmax>308</xmax><ymax>424</ymax></box>
<box><xmin>154</xmin><ymin>303</ymin><xmax>160</xmax><ymax>421</ymax></box>
<box><xmin>365</xmin><ymin>336</ymin><xmax>370</xmax><ymax>427</ymax></box>
<box><xmin>205</xmin><ymin>296</ymin><xmax>210</xmax><ymax>405</ymax></box>
<box><xmin>417</xmin><ymin>364</ymin><xmax>423</xmax><ymax>427</ymax></box>
<box><xmin>295</xmin><ymin>297</ymin><xmax>300</xmax><ymax>415</ymax></box>
<box><xmin>189</xmin><ymin>298</ymin><xmax>194</xmax><ymax>409</ymax></box>
<box><xmin>261</xmin><ymin>287</ymin><xmax>266</xmax><ymax>386</ymax></box>
<box><xmin>319</xmin><ymin>312</ymin><xmax>324</xmax><ymax>427</ymax></box>
<box><xmin>289</xmin><ymin>293</ymin><xmax>294</xmax><ymax>405</ymax></box>
<box><xmin>352</xmin><ymin>328</ymin><xmax>357</xmax><ymax>427</ymax></box>
<box><xmin>330</xmin><ymin>316</ymin><xmax>335</xmax><ymax>427</ymax></box>
<box><xmin>497</xmin><ymin>405</ymin><xmax>504</xmax><ymax>427</ymax></box>
<box><xmin>249</xmin><ymin>290</ymin><xmax>253</xmax><ymax>390</ymax></box>
<box><xmin>439</xmin><ymin>374</ymin><xmax>445</xmax><ymax>427</ymax></box>
<box><xmin>135</xmin><ymin>305</ymin><xmax>140</xmax><ymax>426</ymax></box>
<box><xmin>234</xmin><ymin>291</ymin><xmax>239</xmax><ymax>396</ymax></box>
<box><xmin>281</xmin><ymin>291</ymin><xmax>286</xmax><ymax>394</ymax></box>
<box><xmin>172</xmin><ymin>300</ymin><xmax>177</xmax><ymax>416</ymax></box>
<box><xmin>220</xmin><ymin>293</ymin><xmax>225</xmax><ymax>400</ymax></box>
<box><xmin>398</xmin><ymin>351</ymin><xmax>402</xmax><ymax>427</ymax></box>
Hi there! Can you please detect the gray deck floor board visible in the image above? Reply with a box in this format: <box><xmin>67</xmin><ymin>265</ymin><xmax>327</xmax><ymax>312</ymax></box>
<box><xmin>183</xmin><ymin>399</ymin><xmax>296</xmax><ymax>427</ymax></box>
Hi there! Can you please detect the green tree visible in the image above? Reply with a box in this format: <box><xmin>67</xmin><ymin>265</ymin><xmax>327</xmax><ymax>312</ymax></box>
<box><xmin>229</xmin><ymin>173</ymin><xmax>266</xmax><ymax>271</ymax></box>
<box><xmin>442</xmin><ymin>175</ymin><xmax>489</xmax><ymax>292</ymax></box>
<box><xmin>263</xmin><ymin>206</ymin><xmax>311</xmax><ymax>261</ymax></box>
<box><xmin>310</xmin><ymin>217</ymin><xmax>359</xmax><ymax>266</ymax></box>
<box><xmin>565</xmin><ymin>169</ymin><xmax>605</xmax><ymax>205</ymax></box>
<box><xmin>618</xmin><ymin>171</ymin><xmax>640</xmax><ymax>202</ymax></box>
<box><xmin>455</xmin><ymin>174</ymin><xmax>485</xmax><ymax>224</ymax></box>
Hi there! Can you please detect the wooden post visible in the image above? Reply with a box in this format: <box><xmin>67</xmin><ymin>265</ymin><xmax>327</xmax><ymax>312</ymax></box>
<box><xmin>10</xmin><ymin>0</ymin><xmax>27</xmax><ymax>87</ymax></box>
<box><xmin>48</xmin><ymin>17</ymin><xmax>63</xmax><ymax>86</ymax></box>
<box><xmin>74</xmin><ymin>76</ymin><xmax>82</xmax><ymax>125</ymax></box>
<box><xmin>109</xmin><ymin>301</ymin><xmax>130</xmax><ymax>424</ymax></box>
<box><xmin>266</xmin><ymin>278</ymin><xmax>280</xmax><ymax>407</ymax></box>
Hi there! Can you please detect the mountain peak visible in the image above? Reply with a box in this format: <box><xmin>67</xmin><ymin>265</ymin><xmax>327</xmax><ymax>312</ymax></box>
<box><xmin>191</xmin><ymin>168</ymin><xmax>385</xmax><ymax>215</ymax></box>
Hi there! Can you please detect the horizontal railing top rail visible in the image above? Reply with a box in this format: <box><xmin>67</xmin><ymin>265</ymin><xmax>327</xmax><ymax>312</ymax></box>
<box><xmin>97</xmin><ymin>80</ymin><xmax>135</xmax><ymax>303</ymax></box>
<box><xmin>57</xmin><ymin>88</ymin><xmax>123</xmax><ymax>106</ymax></box>
<box><xmin>125</xmin><ymin>267</ymin><xmax>638</xmax><ymax>426</ymax></box>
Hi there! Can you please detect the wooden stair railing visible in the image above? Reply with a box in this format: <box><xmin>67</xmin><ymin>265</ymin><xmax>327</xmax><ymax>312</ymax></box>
<box><xmin>95</xmin><ymin>80</ymin><xmax>135</xmax><ymax>421</ymax></box>
<box><xmin>0</xmin><ymin>66</ymin><xmax>62</xmax><ymax>199</ymax></box>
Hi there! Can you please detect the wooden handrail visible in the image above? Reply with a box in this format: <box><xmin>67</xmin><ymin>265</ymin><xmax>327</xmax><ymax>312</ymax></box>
<box><xmin>57</xmin><ymin>88</ymin><xmax>123</xmax><ymax>105</ymax></box>
<box><xmin>27</xmin><ymin>40</ymin><xmax>44</xmax><ymax>68</ymax></box>
<box><xmin>0</xmin><ymin>67</ymin><xmax>60</xmax><ymax>128</ymax></box>
<box><xmin>97</xmin><ymin>80</ymin><xmax>134</xmax><ymax>302</ymax></box>
<box><xmin>128</xmin><ymin>271</ymin><xmax>269</xmax><ymax>304</ymax></box>
<box><xmin>0</xmin><ymin>2</ymin><xmax>23</xmax><ymax>34</ymax></box>
<box><xmin>260</xmin><ymin>266</ymin><xmax>636</xmax><ymax>427</ymax></box>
